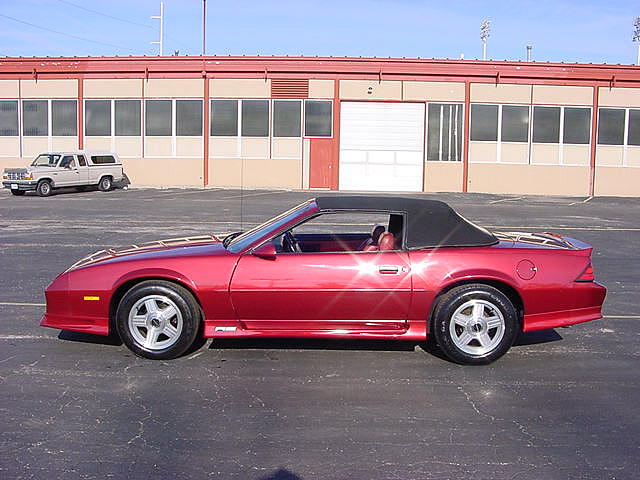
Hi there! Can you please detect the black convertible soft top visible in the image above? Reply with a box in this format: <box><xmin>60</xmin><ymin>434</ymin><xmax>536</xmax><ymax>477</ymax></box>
<box><xmin>315</xmin><ymin>196</ymin><xmax>497</xmax><ymax>249</ymax></box>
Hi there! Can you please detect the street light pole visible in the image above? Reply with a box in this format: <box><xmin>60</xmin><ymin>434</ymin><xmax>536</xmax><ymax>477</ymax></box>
<box><xmin>480</xmin><ymin>20</ymin><xmax>491</xmax><ymax>61</ymax></box>
<box><xmin>151</xmin><ymin>2</ymin><xmax>164</xmax><ymax>56</ymax></box>
<box><xmin>633</xmin><ymin>17</ymin><xmax>640</xmax><ymax>66</ymax></box>
<box><xmin>202</xmin><ymin>0</ymin><xmax>207</xmax><ymax>56</ymax></box>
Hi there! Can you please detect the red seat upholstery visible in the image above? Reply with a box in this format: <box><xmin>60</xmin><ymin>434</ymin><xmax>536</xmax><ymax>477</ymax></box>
<box><xmin>363</xmin><ymin>244</ymin><xmax>379</xmax><ymax>252</ymax></box>
<box><xmin>378</xmin><ymin>232</ymin><xmax>395</xmax><ymax>251</ymax></box>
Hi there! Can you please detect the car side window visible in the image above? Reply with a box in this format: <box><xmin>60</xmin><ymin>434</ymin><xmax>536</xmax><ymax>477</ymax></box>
<box><xmin>60</xmin><ymin>155</ymin><xmax>76</xmax><ymax>169</ymax></box>
<box><xmin>77</xmin><ymin>155</ymin><xmax>87</xmax><ymax>166</ymax></box>
<box><xmin>274</xmin><ymin>211</ymin><xmax>402</xmax><ymax>254</ymax></box>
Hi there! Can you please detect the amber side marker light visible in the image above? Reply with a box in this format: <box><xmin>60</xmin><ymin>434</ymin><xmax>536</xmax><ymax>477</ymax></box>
<box><xmin>575</xmin><ymin>263</ymin><xmax>595</xmax><ymax>282</ymax></box>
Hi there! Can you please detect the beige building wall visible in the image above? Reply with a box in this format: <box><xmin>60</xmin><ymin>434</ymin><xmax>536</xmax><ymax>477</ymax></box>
<box><xmin>51</xmin><ymin>137</ymin><xmax>78</xmax><ymax>151</ymax></box>
<box><xmin>0</xmin><ymin>80</ymin><xmax>19</xmax><ymax>98</ymax></box>
<box><xmin>594</xmin><ymin>167</ymin><xmax>640</xmax><ymax>196</ymax></box>
<box><xmin>85</xmin><ymin>137</ymin><xmax>112</xmax><ymax>151</ymax></box>
<box><xmin>340</xmin><ymin>80</ymin><xmax>402</xmax><ymax>100</ymax></box>
<box><xmin>114</xmin><ymin>137</ymin><xmax>143</xmax><ymax>157</ymax></box>
<box><xmin>563</xmin><ymin>145</ymin><xmax>590</xmax><ymax>166</ymax></box>
<box><xmin>596</xmin><ymin>145</ymin><xmax>623</xmax><ymax>166</ymax></box>
<box><xmin>176</xmin><ymin>137</ymin><xmax>202</xmax><ymax>157</ymax></box>
<box><xmin>470</xmin><ymin>84</ymin><xmax>531</xmax><ymax>103</ymax></box>
<box><xmin>531</xmin><ymin>144</ymin><xmax>560</xmax><ymax>165</ymax></box>
<box><xmin>468</xmin><ymin>164</ymin><xmax>590</xmax><ymax>195</ymax></box>
<box><xmin>272</xmin><ymin>138</ymin><xmax>302</xmax><ymax>159</ymax></box>
<box><xmin>144</xmin><ymin>79</ymin><xmax>203</xmax><ymax>98</ymax></box>
<box><xmin>533</xmin><ymin>85</ymin><xmax>592</xmax><ymax>105</ymax></box>
<box><xmin>424</xmin><ymin>161</ymin><xmax>463</xmax><ymax>192</ymax></box>
<box><xmin>403</xmin><ymin>82</ymin><xmax>465</xmax><ymax>102</ymax></box>
<box><xmin>627</xmin><ymin>146</ymin><xmax>640</xmax><ymax>167</ymax></box>
<box><xmin>0</xmin><ymin>157</ymin><xmax>26</xmax><ymax>169</ymax></box>
<box><xmin>241</xmin><ymin>138</ymin><xmax>270</xmax><ymax>158</ymax></box>
<box><xmin>309</xmin><ymin>80</ymin><xmax>334</xmax><ymax>99</ymax></box>
<box><xmin>20</xmin><ymin>80</ymin><xmax>76</xmax><ymax>98</ymax></box>
<box><xmin>208</xmin><ymin>157</ymin><xmax>302</xmax><ymax>189</ymax></box>
<box><xmin>122</xmin><ymin>157</ymin><xmax>203</xmax><ymax>186</ymax></box>
<box><xmin>210</xmin><ymin>79</ymin><xmax>270</xmax><ymax>98</ymax></box>
<box><xmin>210</xmin><ymin>137</ymin><xmax>240</xmax><ymax>157</ymax></box>
<box><xmin>22</xmin><ymin>137</ymin><xmax>48</xmax><ymax>157</ymax></box>
<box><xmin>598</xmin><ymin>87</ymin><xmax>640</xmax><ymax>108</ymax></box>
<box><xmin>501</xmin><ymin>143</ymin><xmax>529</xmax><ymax>164</ymax></box>
<box><xmin>469</xmin><ymin>142</ymin><xmax>497</xmax><ymax>162</ymax></box>
<box><xmin>0</xmin><ymin>137</ymin><xmax>20</xmax><ymax>157</ymax></box>
<box><xmin>84</xmin><ymin>79</ymin><xmax>142</xmax><ymax>98</ymax></box>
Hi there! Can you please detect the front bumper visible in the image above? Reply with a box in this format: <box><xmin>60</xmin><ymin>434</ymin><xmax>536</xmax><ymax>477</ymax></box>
<box><xmin>3</xmin><ymin>180</ymin><xmax>37</xmax><ymax>191</ymax></box>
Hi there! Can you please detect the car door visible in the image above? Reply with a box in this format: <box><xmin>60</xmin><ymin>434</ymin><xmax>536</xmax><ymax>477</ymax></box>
<box><xmin>229</xmin><ymin>248</ymin><xmax>412</xmax><ymax>332</ymax></box>
<box><xmin>75</xmin><ymin>154</ymin><xmax>90</xmax><ymax>185</ymax></box>
<box><xmin>54</xmin><ymin>155</ymin><xmax>80</xmax><ymax>186</ymax></box>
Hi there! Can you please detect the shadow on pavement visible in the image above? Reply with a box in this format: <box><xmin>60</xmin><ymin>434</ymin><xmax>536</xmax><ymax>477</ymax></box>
<box><xmin>58</xmin><ymin>330</ymin><xmax>123</xmax><ymax>346</ymax></box>
<box><xmin>256</xmin><ymin>469</ymin><xmax>302</xmax><ymax>480</ymax></box>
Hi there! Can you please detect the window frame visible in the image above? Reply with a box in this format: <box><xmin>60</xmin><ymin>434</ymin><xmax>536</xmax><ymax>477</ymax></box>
<box><xmin>596</xmin><ymin>107</ymin><xmax>640</xmax><ymax>168</ymax></box>
<box><xmin>303</xmin><ymin>99</ymin><xmax>333</xmax><ymax>138</ymax></box>
<box><xmin>272</xmin><ymin>99</ymin><xmax>302</xmax><ymax>138</ymax></box>
<box><xmin>426</xmin><ymin>102</ymin><xmax>464</xmax><ymax>162</ymax></box>
<box><xmin>84</xmin><ymin>99</ymin><xmax>142</xmax><ymax>158</ymax></box>
<box><xmin>0</xmin><ymin>99</ymin><xmax>19</xmax><ymax>138</ymax></box>
<box><xmin>143</xmin><ymin>98</ymin><xmax>204</xmax><ymax>158</ymax></box>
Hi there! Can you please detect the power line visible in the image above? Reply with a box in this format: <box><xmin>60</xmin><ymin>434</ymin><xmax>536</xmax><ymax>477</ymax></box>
<box><xmin>56</xmin><ymin>0</ymin><xmax>153</xmax><ymax>29</ymax></box>
<box><xmin>0</xmin><ymin>13</ymin><xmax>133</xmax><ymax>51</ymax></box>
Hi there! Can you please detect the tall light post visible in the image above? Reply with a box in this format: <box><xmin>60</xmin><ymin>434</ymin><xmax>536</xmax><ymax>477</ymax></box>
<box><xmin>634</xmin><ymin>16</ymin><xmax>640</xmax><ymax>66</ymax></box>
<box><xmin>151</xmin><ymin>2</ymin><xmax>164</xmax><ymax>56</ymax></box>
<box><xmin>202</xmin><ymin>0</ymin><xmax>207</xmax><ymax>56</ymax></box>
<box><xmin>480</xmin><ymin>20</ymin><xmax>491</xmax><ymax>61</ymax></box>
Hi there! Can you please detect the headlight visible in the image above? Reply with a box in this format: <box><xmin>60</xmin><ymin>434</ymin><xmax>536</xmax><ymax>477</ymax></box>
<box><xmin>2</xmin><ymin>173</ymin><xmax>7</xmax><ymax>180</ymax></box>
<box><xmin>25</xmin><ymin>172</ymin><xmax>33</xmax><ymax>180</ymax></box>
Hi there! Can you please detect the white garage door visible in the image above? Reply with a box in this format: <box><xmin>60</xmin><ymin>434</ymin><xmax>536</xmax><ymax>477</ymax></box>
<box><xmin>339</xmin><ymin>102</ymin><xmax>424</xmax><ymax>192</ymax></box>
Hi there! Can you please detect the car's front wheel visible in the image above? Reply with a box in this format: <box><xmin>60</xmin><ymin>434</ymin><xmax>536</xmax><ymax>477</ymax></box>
<box><xmin>116</xmin><ymin>280</ymin><xmax>202</xmax><ymax>360</ymax></box>
<box><xmin>432</xmin><ymin>284</ymin><xmax>519</xmax><ymax>365</ymax></box>
<box><xmin>36</xmin><ymin>180</ymin><xmax>52</xmax><ymax>197</ymax></box>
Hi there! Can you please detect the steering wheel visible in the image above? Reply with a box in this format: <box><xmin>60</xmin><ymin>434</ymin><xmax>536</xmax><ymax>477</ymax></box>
<box><xmin>283</xmin><ymin>231</ymin><xmax>301</xmax><ymax>253</ymax></box>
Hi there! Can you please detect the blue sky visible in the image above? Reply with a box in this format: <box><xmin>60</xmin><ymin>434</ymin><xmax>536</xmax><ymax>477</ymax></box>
<box><xmin>0</xmin><ymin>0</ymin><xmax>637</xmax><ymax>64</ymax></box>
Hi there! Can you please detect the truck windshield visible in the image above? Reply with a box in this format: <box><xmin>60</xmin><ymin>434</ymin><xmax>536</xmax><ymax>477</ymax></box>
<box><xmin>31</xmin><ymin>154</ymin><xmax>61</xmax><ymax>167</ymax></box>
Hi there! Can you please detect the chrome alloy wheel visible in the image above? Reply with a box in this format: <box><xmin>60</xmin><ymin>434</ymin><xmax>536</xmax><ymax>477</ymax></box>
<box><xmin>449</xmin><ymin>299</ymin><xmax>505</xmax><ymax>355</ymax></box>
<box><xmin>128</xmin><ymin>295</ymin><xmax>184</xmax><ymax>350</ymax></box>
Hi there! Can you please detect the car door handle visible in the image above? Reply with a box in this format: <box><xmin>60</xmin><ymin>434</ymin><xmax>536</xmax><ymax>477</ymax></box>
<box><xmin>378</xmin><ymin>265</ymin><xmax>400</xmax><ymax>274</ymax></box>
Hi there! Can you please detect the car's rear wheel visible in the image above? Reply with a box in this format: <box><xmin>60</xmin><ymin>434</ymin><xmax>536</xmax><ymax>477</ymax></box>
<box><xmin>10</xmin><ymin>190</ymin><xmax>25</xmax><ymax>196</ymax></box>
<box><xmin>36</xmin><ymin>180</ymin><xmax>52</xmax><ymax>197</ymax></box>
<box><xmin>432</xmin><ymin>284</ymin><xmax>519</xmax><ymax>365</ymax></box>
<box><xmin>98</xmin><ymin>176</ymin><xmax>112</xmax><ymax>192</ymax></box>
<box><xmin>116</xmin><ymin>280</ymin><xmax>201</xmax><ymax>360</ymax></box>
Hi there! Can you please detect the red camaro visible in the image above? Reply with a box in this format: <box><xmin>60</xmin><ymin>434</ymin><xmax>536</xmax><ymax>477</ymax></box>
<box><xmin>42</xmin><ymin>196</ymin><xmax>606</xmax><ymax>364</ymax></box>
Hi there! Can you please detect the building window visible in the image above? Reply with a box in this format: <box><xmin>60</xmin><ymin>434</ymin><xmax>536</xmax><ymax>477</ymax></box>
<box><xmin>176</xmin><ymin>100</ymin><xmax>203</xmax><ymax>136</ymax></box>
<box><xmin>241</xmin><ymin>100</ymin><xmax>269</xmax><ymax>137</ymax></box>
<box><xmin>304</xmin><ymin>100</ymin><xmax>332</xmax><ymax>137</ymax></box>
<box><xmin>145</xmin><ymin>100</ymin><xmax>172</xmax><ymax>136</ymax></box>
<box><xmin>51</xmin><ymin>100</ymin><xmax>77</xmax><ymax>136</ymax></box>
<box><xmin>563</xmin><ymin>107</ymin><xmax>591</xmax><ymax>144</ymax></box>
<box><xmin>211</xmin><ymin>100</ymin><xmax>238</xmax><ymax>136</ymax></box>
<box><xmin>115</xmin><ymin>100</ymin><xmax>141</xmax><ymax>136</ymax></box>
<box><xmin>470</xmin><ymin>104</ymin><xmax>498</xmax><ymax>141</ymax></box>
<box><xmin>22</xmin><ymin>100</ymin><xmax>48</xmax><ymax>136</ymax></box>
<box><xmin>427</xmin><ymin>103</ymin><xmax>463</xmax><ymax>161</ymax></box>
<box><xmin>85</xmin><ymin>100</ymin><xmax>111</xmax><ymax>136</ymax></box>
<box><xmin>598</xmin><ymin>108</ymin><xmax>625</xmax><ymax>145</ymax></box>
<box><xmin>628</xmin><ymin>109</ymin><xmax>640</xmax><ymax>146</ymax></box>
<box><xmin>532</xmin><ymin>106</ymin><xmax>560</xmax><ymax>143</ymax></box>
<box><xmin>0</xmin><ymin>101</ymin><xmax>18</xmax><ymax>136</ymax></box>
<box><xmin>501</xmin><ymin>105</ymin><xmax>529</xmax><ymax>142</ymax></box>
<box><xmin>273</xmin><ymin>100</ymin><xmax>301</xmax><ymax>137</ymax></box>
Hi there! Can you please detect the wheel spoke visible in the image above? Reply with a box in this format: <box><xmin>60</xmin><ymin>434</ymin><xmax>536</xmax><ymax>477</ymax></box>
<box><xmin>486</xmin><ymin>316</ymin><xmax>503</xmax><ymax>330</ymax></box>
<box><xmin>162</xmin><ymin>323</ymin><xmax>179</xmax><ymax>339</ymax></box>
<box><xmin>478</xmin><ymin>332</ymin><xmax>492</xmax><ymax>348</ymax></box>
<box><xmin>131</xmin><ymin>315</ymin><xmax>147</xmax><ymax>327</ymax></box>
<box><xmin>453</xmin><ymin>313</ymin><xmax>471</xmax><ymax>327</ymax></box>
<box><xmin>457</xmin><ymin>331</ymin><xmax>474</xmax><ymax>346</ymax></box>
<box><xmin>159</xmin><ymin>305</ymin><xmax>177</xmax><ymax>322</ymax></box>
<box><xmin>144</xmin><ymin>299</ymin><xmax>159</xmax><ymax>315</ymax></box>
<box><xmin>472</xmin><ymin>302</ymin><xmax>485</xmax><ymax>321</ymax></box>
<box><xmin>144</xmin><ymin>327</ymin><xmax>160</xmax><ymax>348</ymax></box>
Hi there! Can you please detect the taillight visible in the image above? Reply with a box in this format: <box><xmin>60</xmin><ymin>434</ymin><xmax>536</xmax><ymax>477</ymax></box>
<box><xmin>575</xmin><ymin>263</ymin><xmax>595</xmax><ymax>282</ymax></box>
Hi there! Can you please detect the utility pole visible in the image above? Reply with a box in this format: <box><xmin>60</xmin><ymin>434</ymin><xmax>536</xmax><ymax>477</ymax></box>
<box><xmin>202</xmin><ymin>0</ymin><xmax>207</xmax><ymax>56</ymax></box>
<box><xmin>634</xmin><ymin>17</ymin><xmax>640</xmax><ymax>66</ymax></box>
<box><xmin>480</xmin><ymin>20</ymin><xmax>491</xmax><ymax>61</ymax></box>
<box><xmin>151</xmin><ymin>2</ymin><xmax>164</xmax><ymax>56</ymax></box>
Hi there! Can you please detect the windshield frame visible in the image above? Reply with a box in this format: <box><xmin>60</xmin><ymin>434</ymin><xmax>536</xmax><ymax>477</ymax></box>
<box><xmin>226</xmin><ymin>200</ymin><xmax>318</xmax><ymax>253</ymax></box>
<box><xmin>31</xmin><ymin>154</ymin><xmax>61</xmax><ymax>167</ymax></box>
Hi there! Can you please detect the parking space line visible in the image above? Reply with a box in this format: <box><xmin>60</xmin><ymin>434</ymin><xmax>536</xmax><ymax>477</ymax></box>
<box><xmin>603</xmin><ymin>315</ymin><xmax>640</xmax><ymax>319</ymax></box>
<box><xmin>219</xmin><ymin>191</ymin><xmax>289</xmax><ymax>200</ymax></box>
<box><xmin>488</xmin><ymin>197</ymin><xmax>524</xmax><ymax>204</ymax></box>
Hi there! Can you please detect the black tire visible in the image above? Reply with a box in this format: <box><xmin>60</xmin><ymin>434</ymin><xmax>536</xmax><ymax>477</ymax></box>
<box><xmin>10</xmin><ymin>190</ymin><xmax>25</xmax><ymax>196</ymax></box>
<box><xmin>432</xmin><ymin>284</ymin><xmax>519</xmax><ymax>365</ymax></box>
<box><xmin>36</xmin><ymin>180</ymin><xmax>52</xmax><ymax>197</ymax></box>
<box><xmin>98</xmin><ymin>176</ymin><xmax>112</xmax><ymax>192</ymax></box>
<box><xmin>115</xmin><ymin>280</ymin><xmax>202</xmax><ymax>360</ymax></box>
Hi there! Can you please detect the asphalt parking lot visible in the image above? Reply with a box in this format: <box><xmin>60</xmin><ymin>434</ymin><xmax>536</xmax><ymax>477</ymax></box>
<box><xmin>1</xmin><ymin>186</ymin><xmax>639</xmax><ymax>480</ymax></box>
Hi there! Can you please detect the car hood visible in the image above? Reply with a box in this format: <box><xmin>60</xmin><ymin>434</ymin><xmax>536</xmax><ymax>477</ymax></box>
<box><xmin>67</xmin><ymin>234</ymin><xmax>224</xmax><ymax>271</ymax></box>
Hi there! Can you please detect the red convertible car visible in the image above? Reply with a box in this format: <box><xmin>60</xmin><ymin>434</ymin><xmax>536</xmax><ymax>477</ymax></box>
<box><xmin>42</xmin><ymin>196</ymin><xmax>606</xmax><ymax>364</ymax></box>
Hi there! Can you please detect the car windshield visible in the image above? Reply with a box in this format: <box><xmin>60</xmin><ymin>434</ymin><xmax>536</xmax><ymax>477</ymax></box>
<box><xmin>31</xmin><ymin>154</ymin><xmax>61</xmax><ymax>167</ymax></box>
<box><xmin>226</xmin><ymin>200</ymin><xmax>316</xmax><ymax>253</ymax></box>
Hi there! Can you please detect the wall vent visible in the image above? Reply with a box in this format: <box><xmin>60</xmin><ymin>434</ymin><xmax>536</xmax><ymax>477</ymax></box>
<box><xmin>271</xmin><ymin>79</ymin><xmax>309</xmax><ymax>98</ymax></box>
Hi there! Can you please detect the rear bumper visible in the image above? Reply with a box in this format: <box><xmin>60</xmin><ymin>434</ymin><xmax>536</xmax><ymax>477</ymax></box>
<box><xmin>523</xmin><ymin>281</ymin><xmax>607</xmax><ymax>331</ymax></box>
<box><xmin>3</xmin><ymin>181</ymin><xmax>37</xmax><ymax>191</ymax></box>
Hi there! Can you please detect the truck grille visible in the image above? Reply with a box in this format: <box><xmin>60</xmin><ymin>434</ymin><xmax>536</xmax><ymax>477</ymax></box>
<box><xmin>6</xmin><ymin>172</ymin><xmax>26</xmax><ymax>180</ymax></box>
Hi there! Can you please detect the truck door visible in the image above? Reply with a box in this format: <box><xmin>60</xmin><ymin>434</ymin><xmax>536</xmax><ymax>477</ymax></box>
<box><xmin>76</xmin><ymin>155</ymin><xmax>90</xmax><ymax>185</ymax></box>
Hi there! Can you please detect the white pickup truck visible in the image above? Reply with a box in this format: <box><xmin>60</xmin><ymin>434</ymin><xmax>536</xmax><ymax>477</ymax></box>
<box><xmin>2</xmin><ymin>151</ymin><xmax>125</xmax><ymax>197</ymax></box>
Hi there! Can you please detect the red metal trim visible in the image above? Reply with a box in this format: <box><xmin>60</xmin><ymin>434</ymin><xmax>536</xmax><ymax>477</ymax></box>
<box><xmin>77</xmin><ymin>77</ymin><xmax>83</xmax><ymax>150</ymax></box>
<box><xmin>462</xmin><ymin>81</ymin><xmax>471</xmax><ymax>193</ymax></box>
<box><xmin>203</xmin><ymin>75</ymin><xmax>210</xmax><ymax>186</ymax></box>
<box><xmin>331</xmin><ymin>79</ymin><xmax>340</xmax><ymax>190</ymax></box>
<box><xmin>589</xmin><ymin>86</ymin><xmax>599</xmax><ymax>196</ymax></box>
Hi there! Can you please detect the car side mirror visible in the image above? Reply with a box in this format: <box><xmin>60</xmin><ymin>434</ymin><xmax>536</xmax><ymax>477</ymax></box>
<box><xmin>252</xmin><ymin>242</ymin><xmax>277</xmax><ymax>260</ymax></box>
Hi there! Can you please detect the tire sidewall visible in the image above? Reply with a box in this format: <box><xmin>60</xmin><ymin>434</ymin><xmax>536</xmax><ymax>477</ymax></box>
<box><xmin>98</xmin><ymin>177</ymin><xmax>112</xmax><ymax>191</ymax></box>
<box><xmin>433</xmin><ymin>285</ymin><xmax>519</xmax><ymax>365</ymax></box>
<box><xmin>37</xmin><ymin>180</ymin><xmax>52</xmax><ymax>197</ymax></box>
<box><xmin>116</xmin><ymin>281</ymin><xmax>201</xmax><ymax>360</ymax></box>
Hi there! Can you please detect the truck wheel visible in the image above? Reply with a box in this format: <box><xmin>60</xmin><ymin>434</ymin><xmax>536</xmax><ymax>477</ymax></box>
<box><xmin>36</xmin><ymin>180</ymin><xmax>52</xmax><ymax>197</ymax></box>
<box><xmin>98</xmin><ymin>176</ymin><xmax>112</xmax><ymax>192</ymax></box>
<box><xmin>10</xmin><ymin>190</ymin><xmax>25</xmax><ymax>196</ymax></box>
